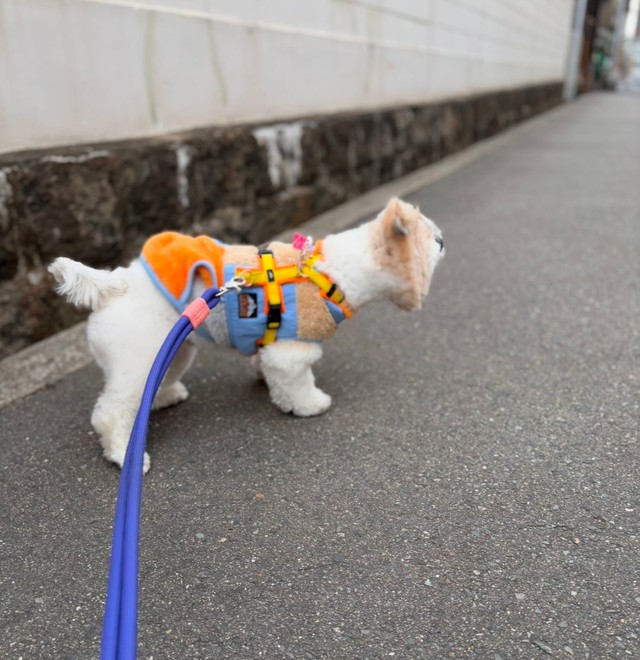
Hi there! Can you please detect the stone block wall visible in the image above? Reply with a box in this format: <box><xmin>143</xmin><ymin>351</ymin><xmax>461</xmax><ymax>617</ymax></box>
<box><xmin>0</xmin><ymin>82</ymin><xmax>562</xmax><ymax>358</ymax></box>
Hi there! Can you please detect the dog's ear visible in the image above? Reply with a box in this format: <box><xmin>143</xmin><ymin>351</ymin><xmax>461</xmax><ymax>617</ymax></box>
<box><xmin>392</xmin><ymin>216</ymin><xmax>409</xmax><ymax>237</ymax></box>
<box><xmin>382</xmin><ymin>198</ymin><xmax>413</xmax><ymax>241</ymax></box>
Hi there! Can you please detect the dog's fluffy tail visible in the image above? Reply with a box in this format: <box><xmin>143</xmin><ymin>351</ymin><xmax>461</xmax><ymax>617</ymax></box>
<box><xmin>48</xmin><ymin>257</ymin><xmax>128</xmax><ymax>310</ymax></box>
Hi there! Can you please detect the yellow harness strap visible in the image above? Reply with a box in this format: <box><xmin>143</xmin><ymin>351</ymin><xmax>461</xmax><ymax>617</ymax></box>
<box><xmin>300</xmin><ymin>242</ymin><xmax>352</xmax><ymax>318</ymax></box>
<box><xmin>240</xmin><ymin>245</ymin><xmax>351</xmax><ymax>347</ymax></box>
<box><xmin>300</xmin><ymin>254</ymin><xmax>346</xmax><ymax>306</ymax></box>
<box><xmin>259</xmin><ymin>251</ymin><xmax>281</xmax><ymax>346</ymax></box>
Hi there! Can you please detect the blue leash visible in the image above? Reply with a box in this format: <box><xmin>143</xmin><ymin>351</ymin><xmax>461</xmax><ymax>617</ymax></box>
<box><xmin>100</xmin><ymin>282</ymin><xmax>240</xmax><ymax>659</ymax></box>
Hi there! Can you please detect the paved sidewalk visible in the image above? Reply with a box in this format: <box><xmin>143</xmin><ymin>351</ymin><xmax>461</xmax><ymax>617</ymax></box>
<box><xmin>1</xmin><ymin>92</ymin><xmax>638</xmax><ymax>659</ymax></box>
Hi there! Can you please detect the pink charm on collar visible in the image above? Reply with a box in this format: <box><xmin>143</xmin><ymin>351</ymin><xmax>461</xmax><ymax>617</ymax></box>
<box><xmin>292</xmin><ymin>233</ymin><xmax>309</xmax><ymax>251</ymax></box>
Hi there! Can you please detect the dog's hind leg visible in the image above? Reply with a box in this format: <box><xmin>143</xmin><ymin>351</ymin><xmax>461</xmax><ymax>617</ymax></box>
<box><xmin>153</xmin><ymin>341</ymin><xmax>197</xmax><ymax>410</ymax></box>
<box><xmin>86</xmin><ymin>267</ymin><xmax>184</xmax><ymax>472</ymax></box>
<box><xmin>91</xmin><ymin>372</ymin><xmax>152</xmax><ymax>473</ymax></box>
<box><xmin>91</xmin><ymin>338</ymin><xmax>191</xmax><ymax>472</ymax></box>
<box><xmin>258</xmin><ymin>341</ymin><xmax>331</xmax><ymax>417</ymax></box>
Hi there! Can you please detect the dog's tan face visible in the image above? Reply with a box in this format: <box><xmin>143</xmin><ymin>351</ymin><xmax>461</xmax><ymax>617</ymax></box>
<box><xmin>370</xmin><ymin>197</ymin><xmax>445</xmax><ymax>311</ymax></box>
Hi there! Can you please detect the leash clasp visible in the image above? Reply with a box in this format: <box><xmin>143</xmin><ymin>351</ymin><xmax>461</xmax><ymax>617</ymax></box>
<box><xmin>216</xmin><ymin>274</ymin><xmax>248</xmax><ymax>297</ymax></box>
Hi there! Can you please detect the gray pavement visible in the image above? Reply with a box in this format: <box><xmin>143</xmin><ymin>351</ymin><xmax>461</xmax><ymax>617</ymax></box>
<box><xmin>1</xmin><ymin>92</ymin><xmax>639</xmax><ymax>659</ymax></box>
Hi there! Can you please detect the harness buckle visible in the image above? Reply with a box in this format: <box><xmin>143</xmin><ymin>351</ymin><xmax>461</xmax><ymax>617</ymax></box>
<box><xmin>266</xmin><ymin>303</ymin><xmax>282</xmax><ymax>329</ymax></box>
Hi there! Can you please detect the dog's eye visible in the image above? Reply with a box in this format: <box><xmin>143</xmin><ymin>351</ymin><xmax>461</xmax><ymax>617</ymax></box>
<box><xmin>435</xmin><ymin>235</ymin><xmax>444</xmax><ymax>252</ymax></box>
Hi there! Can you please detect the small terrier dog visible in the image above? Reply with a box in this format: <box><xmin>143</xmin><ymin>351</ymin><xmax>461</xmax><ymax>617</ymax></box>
<box><xmin>49</xmin><ymin>198</ymin><xmax>444</xmax><ymax>472</ymax></box>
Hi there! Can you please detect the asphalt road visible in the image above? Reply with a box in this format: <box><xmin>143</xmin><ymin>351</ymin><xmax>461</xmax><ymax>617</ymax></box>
<box><xmin>1</xmin><ymin>92</ymin><xmax>639</xmax><ymax>659</ymax></box>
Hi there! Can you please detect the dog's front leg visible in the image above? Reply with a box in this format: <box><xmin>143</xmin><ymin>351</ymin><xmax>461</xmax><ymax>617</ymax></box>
<box><xmin>258</xmin><ymin>341</ymin><xmax>331</xmax><ymax>417</ymax></box>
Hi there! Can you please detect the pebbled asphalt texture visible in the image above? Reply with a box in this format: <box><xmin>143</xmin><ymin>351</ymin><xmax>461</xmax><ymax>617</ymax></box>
<box><xmin>1</xmin><ymin>92</ymin><xmax>639</xmax><ymax>659</ymax></box>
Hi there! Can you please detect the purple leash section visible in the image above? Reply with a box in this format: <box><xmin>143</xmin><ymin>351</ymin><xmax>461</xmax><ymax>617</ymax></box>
<box><xmin>100</xmin><ymin>283</ymin><xmax>237</xmax><ymax>659</ymax></box>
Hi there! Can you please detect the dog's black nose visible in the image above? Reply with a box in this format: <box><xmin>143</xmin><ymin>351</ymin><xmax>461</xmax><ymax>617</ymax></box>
<box><xmin>435</xmin><ymin>235</ymin><xmax>444</xmax><ymax>251</ymax></box>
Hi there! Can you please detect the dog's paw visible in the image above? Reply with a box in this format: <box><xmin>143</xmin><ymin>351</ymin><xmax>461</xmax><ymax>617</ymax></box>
<box><xmin>153</xmin><ymin>382</ymin><xmax>189</xmax><ymax>410</ymax></box>
<box><xmin>292</xmin><ymin>390</ymin><xmax>332</xmax><ymax>417</ymax></box>
<box><xmin>104</xmin><ymin>448</ymin><xmax>151</xmax><ymax>474</ymax></box>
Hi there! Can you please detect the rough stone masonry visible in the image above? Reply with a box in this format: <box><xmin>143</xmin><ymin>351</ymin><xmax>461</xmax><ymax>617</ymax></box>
<box><xmin>0</xmin><ymin>82</ymin><xmax>561</xmax><ymax>358</ymax></box>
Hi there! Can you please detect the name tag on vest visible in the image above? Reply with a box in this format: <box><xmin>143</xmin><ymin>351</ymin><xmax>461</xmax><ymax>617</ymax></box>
<box><xmin>238</xmin><ymin>293</ymin><xmax>258</xmax><ymax>318</ymax></box>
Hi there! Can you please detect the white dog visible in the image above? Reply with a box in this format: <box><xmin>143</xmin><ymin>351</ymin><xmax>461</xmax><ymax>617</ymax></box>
<box><xmin>49</xmin><ymin>198</ymin><xmax>444</xmax><ymax>472</ymax></box>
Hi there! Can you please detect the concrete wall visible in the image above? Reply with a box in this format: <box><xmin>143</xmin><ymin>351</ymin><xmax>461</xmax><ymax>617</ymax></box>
<box><xmin>0</xmin><ymin>0</ymin><xmax>574</xmax><ymax>154</ymax></box>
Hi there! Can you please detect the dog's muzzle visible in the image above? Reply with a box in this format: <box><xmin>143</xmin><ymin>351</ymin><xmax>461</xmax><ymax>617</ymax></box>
<box><xmin>435</xmin><ymin>235</ymin><xmax>444</xmax><ymax>252</ymax></box>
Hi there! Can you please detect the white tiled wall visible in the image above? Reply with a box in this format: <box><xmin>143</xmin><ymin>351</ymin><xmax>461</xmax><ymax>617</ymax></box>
<box><xmin>0</xmin><ymin>0</ymin><xmax>574</xmax><ymax>153</ymax></box>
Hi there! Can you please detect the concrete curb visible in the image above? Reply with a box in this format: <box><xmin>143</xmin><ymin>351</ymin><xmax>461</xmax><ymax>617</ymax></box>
<box><xmin>0</xmin><ymin>100</ymin><xmax>569</xmax><ymax>410</ymax></box>
<box><xmin>0</xmin><ymin>322</ymin><xmax>90</xmax><ymax>409</ymax></box>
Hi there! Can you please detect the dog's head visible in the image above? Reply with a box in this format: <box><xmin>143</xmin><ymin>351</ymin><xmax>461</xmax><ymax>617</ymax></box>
<box><xmin>370</xmin><ymin>198</ymin><xmax>445</xmax><ymax>311</ymax></box>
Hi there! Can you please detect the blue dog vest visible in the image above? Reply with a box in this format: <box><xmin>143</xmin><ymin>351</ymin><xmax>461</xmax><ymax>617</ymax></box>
<box><xmin>140</xmin><ymin>233</ymin><xmax>348</xmax><ymax>356</ymax></box>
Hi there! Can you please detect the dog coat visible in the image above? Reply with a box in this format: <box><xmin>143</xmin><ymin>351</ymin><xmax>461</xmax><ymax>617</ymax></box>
<box><xmin>140</xmin><ymin>232</ymin><xmax>351</xmax><ymax>356</ymax></box>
